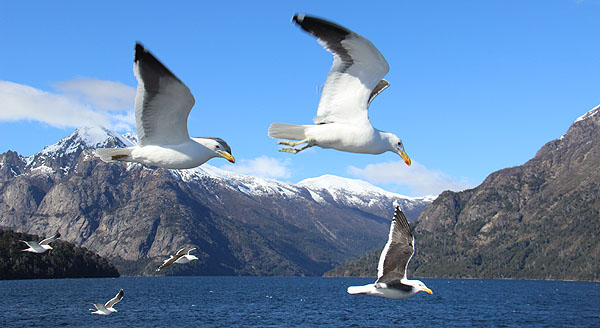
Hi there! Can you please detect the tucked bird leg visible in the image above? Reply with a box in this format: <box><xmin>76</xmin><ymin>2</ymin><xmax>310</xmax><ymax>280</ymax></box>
<box><xmin>278</xmin><ymin>138</ymin><xmax>316</xmax><ymax>154</ymax></box>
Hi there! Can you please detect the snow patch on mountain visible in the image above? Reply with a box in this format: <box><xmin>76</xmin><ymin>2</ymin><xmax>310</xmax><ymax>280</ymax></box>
<box><xmin>30</xmin><ymin>165</ymin><xmax>55</xmax><ymax>176</ymax></box>
<box><xmin>574</xmin><ymin>104</ymin><xmax>600</xmax><ymax>123</ymax></box>
<box><xmin>171</xmin><ymin>165</ymin><xmax>302</xmax><ymax>198</ymax></box>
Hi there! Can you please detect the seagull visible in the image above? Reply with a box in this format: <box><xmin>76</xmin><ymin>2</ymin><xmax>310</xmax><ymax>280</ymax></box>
<box><xmin>95</xmin><ymin>43</ymin><xmax>235</xmax><ymax>169</ymax></box>
<box><xmin>90</xmin><ymin>289</ymin><xmax>124</xmax><ymax>315</ymax></box>
<box><xmin>21</xmin><ymin>232</ymin><xmax>60</xmax><ymax>253</ymax></box>
<box><xmin>347</xmin><ymin>206</ymin><xmax>432</xmax><ymax>299</ymax></box>
<box><xmin>156</xmin><ymin>247</ymin><xmax>198</xmax><ymax>272</ymax></box>
<box><xmin>268</xmin><ymin>14</ymin><xmax>411</xmax><ymax>166</ymax></box>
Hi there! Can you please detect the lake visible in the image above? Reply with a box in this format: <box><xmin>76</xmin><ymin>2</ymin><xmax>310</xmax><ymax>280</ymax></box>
<box><xmin>0</xmin><ymin>277</ymin><xmax>598</xmax><ymax>327</ymax></box>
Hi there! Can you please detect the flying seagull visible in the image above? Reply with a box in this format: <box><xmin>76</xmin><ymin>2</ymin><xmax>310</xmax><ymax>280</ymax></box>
<box><xmin>347</xmin><ymin>207</ymin><xmax>432</xmax><ymax>299</ymax></box>
<box><xmin>21</xmin><ymin>232</ymin><xmax>60</xmax><ymax>253</ymax></box>
<box><xmin>156</xmin><ymin>247</ymin><xmax>198</xmax><ymax>272</ymax></box>
<box><xmin>268</xmin><ymin>14</ymin><xmax>411</xmax><ymax>166</ymax></box>
<box><xmin>95</xmin><ymin>43</ymin><xmax>235</xmax><ymax>169</ymax></box>
<box><xmin>90</xmin><ymin>289</ymin><xmax>124</xmax><ymax>315</ymax></box>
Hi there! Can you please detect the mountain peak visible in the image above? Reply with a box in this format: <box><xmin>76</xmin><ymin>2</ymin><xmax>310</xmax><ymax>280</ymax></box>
<box><xmin>37</xmin><ymin>126</ymin><xmax>132</xmax><ymax>158</ymax></box>
<box><xmin>25</xmin><ymin>126</ymin><xmax>134</xmax><ymax>171</ymax></box>
<box><xmin>298</xmin><ymin>174</ymin><xmax>433</xmax><ymax>201</ymax></box>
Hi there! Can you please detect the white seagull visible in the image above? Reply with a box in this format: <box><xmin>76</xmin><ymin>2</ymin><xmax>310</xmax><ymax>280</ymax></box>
<box><xmin>90</xmin><ymin>289</ymin><xmax>124</xmax><ymax>315</ymax></box>
<box><xmin>268</xmin><ymin>14</ymin><xmax>411</xmax><ymax>166</ymax></box>
<box><xmin>156</xmin><ymin>247</ymin><xmax>198</xmax><ymax>272</ymax></box>
<box><xmin>21</xmin><ymin>232</ymin><xmax>60</xmax><ymax>253</ymax></box>
<box><xmin>347</xmin><ymin>207</ymin><xmax>433</xmax><ymax>299</ymax></box>
<box><xmin>95</xmin><ymin>43</ymin><xmax>235</xmax><ymax>169</ymax></box>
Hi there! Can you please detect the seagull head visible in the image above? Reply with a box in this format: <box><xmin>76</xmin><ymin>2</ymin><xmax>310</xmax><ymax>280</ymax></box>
<box><xmin>196</xmin><ymin>137</ymin><xmax>235</xmax><ymax>163</ymax></box>
<box><xmin>386</xmin><ymin>134</ymin><xmax>411</xmax><ymax>166</ymax></box>
<box><xmin>188</xmin><ymin>255</ymin><xmax>199</xmax><ymax>261</ymax></box>
<box><xmin>413</xmin><ymin>280</ymin><xmax>433</xmax><ymax>295</ymax></box>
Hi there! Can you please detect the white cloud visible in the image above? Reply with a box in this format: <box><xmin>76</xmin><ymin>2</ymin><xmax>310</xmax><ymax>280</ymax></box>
<box><xmin>53</xmin><ymin>78</ymin><xmax>135</xmax><ymax>111</ymax></box>
<box><xmin>220</xmin><ymin>156</ymin><xmax>292</xmax><ymax>179</ymax></box>
<box><xmin>0</xmin><ymin>80</ymin><xmax>135</xmax><ymax>131</ymax></box>
<box><xmin>348</xmin><ymin>160</ymin><xmax>473</xmax><ymax>196</ymax></box>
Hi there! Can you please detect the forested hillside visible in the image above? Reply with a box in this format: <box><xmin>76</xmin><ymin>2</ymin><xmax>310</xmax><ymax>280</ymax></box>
<box><xmin>0</xmin><ymin>230</ymin><xmax>119</xmax><ymax>279</ymax></box>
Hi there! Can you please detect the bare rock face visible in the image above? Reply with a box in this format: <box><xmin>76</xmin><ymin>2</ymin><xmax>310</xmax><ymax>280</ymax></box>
<box><xmin>411</xmin><ymin>105</ymin><xmax>600</xmax><ymax>281</ymax></box>
<box><xmin>0</xmin><ymin>127</ymin><xmax>432</xmax><ymax>276</ymax></box>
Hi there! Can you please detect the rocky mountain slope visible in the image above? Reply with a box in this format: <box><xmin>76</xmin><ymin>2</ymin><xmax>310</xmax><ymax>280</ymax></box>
<box><xmin>326</xmin><ymin>105</ymin><xmax>600</xmax><ymax>281</ymax></box>
<box><xmin>0</xmin><ymin>127</ymin><xmax>433</xmax><ymax>276</ymax></box>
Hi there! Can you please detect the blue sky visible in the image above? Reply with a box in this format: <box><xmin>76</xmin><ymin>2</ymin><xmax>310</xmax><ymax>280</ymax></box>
<box><xmin>1</xmin><ymin>0</ymin><xmax>598</xmax><ymax>197</ymax></box>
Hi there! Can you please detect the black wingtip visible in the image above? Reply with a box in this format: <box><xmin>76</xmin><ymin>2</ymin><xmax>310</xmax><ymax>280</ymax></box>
<box><xmin>393</xmin><ymin>206</ymin><xmax>407</xmax><ymax>222</ymax></box>
<box><xmin>55</xmin><ymin>232</ymin><xmax>61</xmax><ymax>238</ymax></box>
<box><xmin>134</xmin><ymin>42</ymin><xmax>147</xmax><ymax>63</ymax></box>
<box><xmin>292</xmin><ymin>13</ymin><xmax>305</xmax><ymax>24</ymax></box>
<box><xmin>291</xmin><ymin>13</ymin><xmax>352</xmax><ymax>36</ymax></box>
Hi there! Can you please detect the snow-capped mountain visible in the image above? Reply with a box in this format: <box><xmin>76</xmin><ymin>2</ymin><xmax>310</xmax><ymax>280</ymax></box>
<box><xmin>0</xmin><ymin>127</ymin><xmax>433</xmax><ymax>276</ymax></box>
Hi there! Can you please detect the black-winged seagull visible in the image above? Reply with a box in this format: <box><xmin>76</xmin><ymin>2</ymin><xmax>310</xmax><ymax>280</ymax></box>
<box><xmin>21</xmin><ymin>232</ymin><xmax>60</xmax><ymax>253</ymax></box>
<box><xmin>268</xmin><ymin>14</ymin><xmax>411</xmax><ymax>166</ymax></box>
<box><xmin>90</xmin><ymin>289</ymin><xmax>124</xmax><ymax>315</ymax></box>
<box><xmin>347</xmin><ymin>207</ymin><xmax>432</xmax><ymax>298</ymax></box>
<box><xmin>95</xmin><ymin>43</ymin><xmax>235</xmax><ymax>169</ymax></box>
<box><xmin>156</xmin><ymin>247</ymin><xmax>198</xmax><ymax>272</ymax></box>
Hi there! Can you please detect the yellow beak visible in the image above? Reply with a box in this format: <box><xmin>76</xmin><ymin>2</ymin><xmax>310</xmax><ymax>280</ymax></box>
<box><xmin>217</xmin><ymin>150</ymin><xmax>235</xmax><ymax>163</ymax></box>
<box><xmin>423</xmin><ymin>287</ymin><xmax>433</xmax><ymax>294</ymax></box>
<box><xmin>398</xmin><ymin>148</ymin><xmax>411</xmax><ymax>166</ymax></box>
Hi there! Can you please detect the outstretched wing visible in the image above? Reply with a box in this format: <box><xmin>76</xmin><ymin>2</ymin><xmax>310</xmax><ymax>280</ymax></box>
<box><xmin>157</xmin><ymin>255</ymin><xmax>177</xmax><ymax>271</ymax></box>
<box><xmin>157</xmin><ymin>247</ymin><xmax>192</xmax><ymax>271</ymax></box>
<box><xmin>40</xmin><ymin>232</ymin><xmax>60</xmax><ymax>246</ymax></box>
<box><xmin>376</xmin><ymin>206</ymin><xmax>415</xmax><ymax>284</ymax></box>
<box><xmin>134</xmin><ymin>43</ymin><xmax>195</xmax><ymax>146</ymax></box>
<box><xmin>293</xmin><ymin>14</ymin><xmax>389</xmax><ymax>125</ymax></box>
<box><xmin>186</xmin><ymin>247</ymin><xmax>197</xmax><ymax>255</ymax></box>
<box><xmin>175</xmin><ymin>247</ymin><xmax>192</xmax><ymax>257</ymax></box>
<box><xmin>105</xmin><ymin>289</ymin><xmax>124</xmax><ymax>308</ymax></box>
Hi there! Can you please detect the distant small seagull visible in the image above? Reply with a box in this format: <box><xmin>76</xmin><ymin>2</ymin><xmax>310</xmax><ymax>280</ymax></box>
<box><xmin>268</xmin><ymin>14</ymin><xmax>411</xmax><ymax>166</ymax></box>
<box><xmin>156</xmin><ymin>247</ymin><xmax>198</xmax><ymax>272</ymax></box>
<box><xmin>347</xmin><ymin>207</ymin><xmax>432</xmax><ymax>299</ymax></box>
<box><xmin>95</xmin><ymin>43</ymin><xmax>235</xmax><ymax>169</ymax></box>
<box><xmin>90</xmin><ymin>289</ymin><xmax>124</xmax><ymax>315</ymax></box>
<box><xmin>21</xmin><ymin>232</ymin><xmax>60</xmax><ymax>253</ymax></box>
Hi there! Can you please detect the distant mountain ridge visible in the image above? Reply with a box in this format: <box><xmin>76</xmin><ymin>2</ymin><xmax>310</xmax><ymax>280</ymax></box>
<box><xmin>0</xmin><ymin>127</ymin><xmax>433</xmax><ymax>276</ymax></box>
<box><xmin>326</xmin><ymin>104</ymin><xmax>600</xmax><ymax>281</ymax></box>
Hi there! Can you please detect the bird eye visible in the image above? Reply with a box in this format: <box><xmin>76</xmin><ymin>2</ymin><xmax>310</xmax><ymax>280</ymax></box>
<box><xmin>397</xmin><ymin>141</ymin><xmax>402</xmax><ymax>146</ymax></box>
<box><xmin>216</xmin><ymin>145</ymin><xmax>220</xmax><ymax>148</ymax></box>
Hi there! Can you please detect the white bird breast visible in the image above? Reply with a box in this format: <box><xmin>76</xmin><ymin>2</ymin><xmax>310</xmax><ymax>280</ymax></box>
<box><xmin>130</xmin><ymin>140</ymin><xmax>217</xmax><ymax>169</ymax></box>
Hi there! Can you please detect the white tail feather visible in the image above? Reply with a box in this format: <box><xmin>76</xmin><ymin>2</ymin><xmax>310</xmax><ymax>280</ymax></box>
<box><xmin>95</xmin><ymin>148</ymin><xmax>133</xmax><ymax>162</ymax></box>
<box><xmin>268</xmin><ymin>123</ymin><xmax>307</xmax><ymax>141</ymax></box>
<box><xmin>347</xmin><ymin>284</ymin><xmax>374</xmax><ymax>295</ymax></box>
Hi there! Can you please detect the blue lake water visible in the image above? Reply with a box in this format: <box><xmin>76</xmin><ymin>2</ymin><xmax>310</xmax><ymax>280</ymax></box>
<box><xmin>0</xmin><ymin>276</ymin><xmax>598</xmax><ymax>327</ymax></box>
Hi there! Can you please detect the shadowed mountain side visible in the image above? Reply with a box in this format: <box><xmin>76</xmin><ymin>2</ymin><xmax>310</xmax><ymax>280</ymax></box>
<box><xmin>325</xmin><ymin>105</ymin><xmax>600</xmax><ymax>281</ymax></box>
